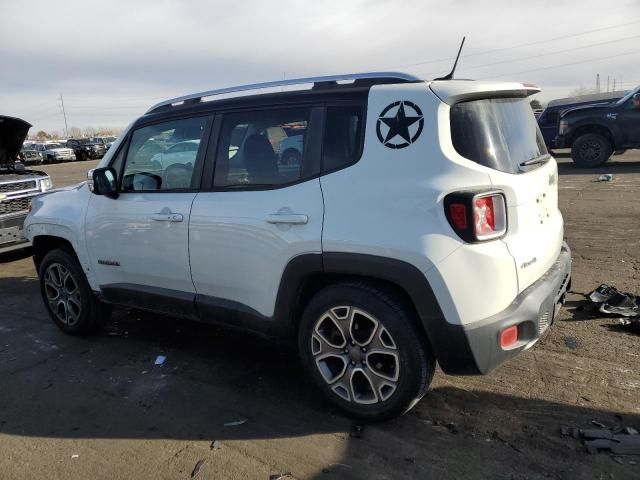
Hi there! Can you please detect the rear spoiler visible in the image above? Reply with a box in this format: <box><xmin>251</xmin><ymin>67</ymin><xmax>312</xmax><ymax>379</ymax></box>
<box><xmin>428</xmin><ymin>80</ymin><xmax>540</xmax><ymax>105</ymax></box>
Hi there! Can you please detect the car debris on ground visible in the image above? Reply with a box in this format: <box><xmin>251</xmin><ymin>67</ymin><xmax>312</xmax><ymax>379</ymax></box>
<box><xmin>561</xmin><ymin>422</ymin><xmax>640</xmax><ymax>456</ymax></box>
<box><xmin>597</xmin><ymin>174</ymin><xmax>613</xmax><ymax>182</ymax></box>
<box><xmin>191</xmin><ymin>459</ymin><xmax>205</xmax><ymax>478</ymax></box>
<box><xmin>586</xmin><ymin>285</ymin><xmax>639</xmax><ymax>332</ymax></box>
<box><xmin>223</xmin><ymin>418</ymin><xmax>248</xmax><ymax>427</ymax></box>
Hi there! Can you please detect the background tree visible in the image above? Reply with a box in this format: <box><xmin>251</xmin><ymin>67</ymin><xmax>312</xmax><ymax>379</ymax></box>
<box><xmin>68</xmin><ymin>126</ymin><xmax>82</xmax><ymax>138</ymax></box>
<box><xmin>530</xmin><ymin>99</ymin><xmax>543</xmax><ymax>110</ymax></box>
<box><xmin>568</xmin><ymin>86</ymin><xmax>598</xmax><ymax>97</ymax></box>
<box><xmin>35</xmin><ymin>131</ymin><xmax>50</xmax><ymax>141</ymax></box>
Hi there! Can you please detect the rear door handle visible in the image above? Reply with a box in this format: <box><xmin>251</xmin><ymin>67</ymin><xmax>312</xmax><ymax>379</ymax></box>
<box><xmin>152</xmin><ymin>213</ymin><xmax>183</xmax><ymax>222</ymax></box>
<box><xmin>266</xmin><ymin>213</ymin><xmax>308</xmax><ymax>225</ymax></box>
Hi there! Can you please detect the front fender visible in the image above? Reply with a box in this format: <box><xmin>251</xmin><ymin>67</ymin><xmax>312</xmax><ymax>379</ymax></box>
<box><xmin>24</xmin><ymin>183</ymin><xmax>96</xmax><ymax>289</ymax></box>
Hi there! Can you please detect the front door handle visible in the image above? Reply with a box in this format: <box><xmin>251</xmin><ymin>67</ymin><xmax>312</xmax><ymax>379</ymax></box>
<box><xmin>266</xmin><ymin>213</ymin><xmax>308</xmax><ymax>225</ymax></box>
<box><xmin>152</xmin><ymin>213</ymin><xmax>183</xmax><ymax>222</ymax></box>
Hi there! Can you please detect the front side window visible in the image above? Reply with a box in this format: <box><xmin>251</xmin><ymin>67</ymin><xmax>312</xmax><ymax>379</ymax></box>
<box><xmin>120</xmin><ymin>116</ymin><xmax>208</xmax><ymax>191</ymax></box>
<box><xmin>214</xmin><ymin>107</ymin><xmax>311</xmax><ymax>187</ymax></box>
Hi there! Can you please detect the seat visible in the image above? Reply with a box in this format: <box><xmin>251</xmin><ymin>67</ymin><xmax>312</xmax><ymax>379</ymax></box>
<box><xmin>243</xmin><ymin>134</ymin><xmax>278</xmax><ymax>184</ymax></box>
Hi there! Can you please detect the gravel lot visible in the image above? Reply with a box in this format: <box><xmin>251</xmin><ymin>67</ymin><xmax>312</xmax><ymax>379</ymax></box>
<box><xmin>1</xmin><ymin>153</ymin><xmax>639</xmax><ymax>479</ymax></box>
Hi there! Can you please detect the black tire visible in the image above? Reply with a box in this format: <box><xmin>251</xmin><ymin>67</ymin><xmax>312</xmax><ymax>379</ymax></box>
<box><xmin>38</xmin><ymin>248</ymin><xmax>111</xmax><ymax>335</ymax></box>
<box><xmin>571</xmin><ymin>133</ymin><xmax>613</xmax><ymax>167</ymax></box>
<box><xmin>298</xmin><ymin>282</ymin><xmax>435</xmax><ymax>420</ymax></box>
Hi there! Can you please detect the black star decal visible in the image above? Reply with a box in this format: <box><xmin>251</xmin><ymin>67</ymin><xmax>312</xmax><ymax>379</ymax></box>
<box><xmin>379</xmin><ymin>102</ymin><xmax>422</xmax><ymax>145</ymax></box>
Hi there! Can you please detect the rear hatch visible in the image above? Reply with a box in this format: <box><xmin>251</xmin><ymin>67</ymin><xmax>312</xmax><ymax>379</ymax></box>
<box><xmin>438</xmin><ymin>84</ymin><xmax>564</xmax><ymax>293</ymax></box>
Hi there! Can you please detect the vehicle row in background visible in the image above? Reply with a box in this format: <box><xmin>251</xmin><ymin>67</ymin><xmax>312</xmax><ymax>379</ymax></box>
<box><xmin>21</xmin><ymin>136</ymin><xmax>117</xmax><ymax>164</ymax></box>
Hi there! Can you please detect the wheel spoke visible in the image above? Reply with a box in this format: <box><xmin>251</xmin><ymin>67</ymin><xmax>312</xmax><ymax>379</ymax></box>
<box><xmin>314</xmin><ymin>307</ymin><xmax>350</xmax><ymax>349</ymax></box>
<box><xmin>315</xmin><ymin>353</ymin><xmax>348</xmax><ymax>385</ymax></box>
<box><xmin>348</xmin><ymin>308</ymin><xmax>378</xmax><ymax>346</ymax></box>
<box><xmin>349</xmin><ymin>368</ymin><xmax>378</xmax><ymax>404</ymax></box>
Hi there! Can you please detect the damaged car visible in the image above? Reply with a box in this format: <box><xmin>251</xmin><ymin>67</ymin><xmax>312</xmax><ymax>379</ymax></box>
<box><xmin>0</xmin><ymin>116</ymin><xmax>54</xmax><ymax>253</ymax></box>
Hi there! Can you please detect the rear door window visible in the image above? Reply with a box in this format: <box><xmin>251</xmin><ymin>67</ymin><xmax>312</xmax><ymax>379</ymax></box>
<box><xmin>213</xmin><ymin>107</ymin><xmax>313</xmax><ymax>188</ymax></box>
<box><xmin>450</xmin><ymin>97</ymin><xmax>548</xmax><ymax>174</ymax></box>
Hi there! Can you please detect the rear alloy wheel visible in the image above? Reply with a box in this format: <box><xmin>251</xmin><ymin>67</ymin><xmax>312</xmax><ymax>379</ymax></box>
<box><xmin>299</xmin><ymin>283</ymin><xmax>434</xmax><ymax>420</ymax></box>
<box><xmin>571</xmin><ymin>133</ymin><xmax>613</xmax><ymax>167</ymax></box>
<box><xmin>312</xmin><ymin>306</ymin><xmax>400</xmax><ymax>404</ymax></box>
<box><xmin>39</xmin><ymin>248</ymin><xmax>111</xmax><ymax>335</ymax></box>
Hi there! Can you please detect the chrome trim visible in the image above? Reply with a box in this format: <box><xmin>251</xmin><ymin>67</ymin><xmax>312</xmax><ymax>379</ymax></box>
<box><xmin>146</xmin><ymin>71</ymin><xmax>423</xmax><ymax>113</ymax></box>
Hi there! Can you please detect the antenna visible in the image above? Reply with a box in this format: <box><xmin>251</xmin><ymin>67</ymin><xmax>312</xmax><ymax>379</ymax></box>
<box><xmin>434</xmin><ymin>36</ymin><xmax>466</xmax><ymax>81</ymax></box>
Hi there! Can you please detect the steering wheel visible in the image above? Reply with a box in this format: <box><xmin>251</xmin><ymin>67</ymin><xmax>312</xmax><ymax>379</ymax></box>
<box><xmin>162</xmin><ymin>163</ymin><xmax>192</xmax><ymax>189</ymax></box>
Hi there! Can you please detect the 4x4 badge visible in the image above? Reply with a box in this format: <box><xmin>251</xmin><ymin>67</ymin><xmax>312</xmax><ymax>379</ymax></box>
<box><xmin>376</xmin><ymin>101</ymin><xmax>424</xmax><ymax>149</ymax></box>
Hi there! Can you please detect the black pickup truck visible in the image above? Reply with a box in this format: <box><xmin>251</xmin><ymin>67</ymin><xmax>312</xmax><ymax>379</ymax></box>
<box><xmin>555</xmin><ymin>86</ymin><xmax>640</xmax><ymax>167</ymax></box>
<box><xmin>66</xmin><ymin>137</ymin><xmax>107</xmax><ymax>161</ymax></box>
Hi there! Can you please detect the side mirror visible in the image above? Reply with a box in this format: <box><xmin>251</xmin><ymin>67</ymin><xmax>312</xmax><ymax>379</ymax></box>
<box><xmin>88</xmin><ymin>167</ymin><xmax>118</xmax><ymax>198</ymax></box>
<box><xmin>633</xmin><ymin>94</ymin><xmax>640</xmax><ymax>109</ymax></box>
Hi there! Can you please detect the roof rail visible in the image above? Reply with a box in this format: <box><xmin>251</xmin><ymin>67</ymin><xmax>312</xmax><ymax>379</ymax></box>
<box><xmin>146</xmin><ymin>71</ymin><xmax>422</xmax><ymax>113</ymax></box>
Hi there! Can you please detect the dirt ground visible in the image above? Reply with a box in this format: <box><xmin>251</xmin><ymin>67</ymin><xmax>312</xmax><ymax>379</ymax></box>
<box><xmin>1</xmin><ymin>153</ymin><xmax>639</xmax><ymax>480</ymax></box>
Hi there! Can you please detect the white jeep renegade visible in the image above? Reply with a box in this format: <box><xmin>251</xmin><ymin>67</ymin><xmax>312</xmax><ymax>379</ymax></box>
<box><xmin>25</xmin><ymin>72</ymin><xmax>571</xmax><ymax>419</ymax></box>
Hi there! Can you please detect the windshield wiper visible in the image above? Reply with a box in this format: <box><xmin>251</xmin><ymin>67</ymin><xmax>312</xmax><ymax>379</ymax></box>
<box><xmin>520</xmin><ymin>155</ymin><xmax>551</xmax><ymax>167</ymax></box>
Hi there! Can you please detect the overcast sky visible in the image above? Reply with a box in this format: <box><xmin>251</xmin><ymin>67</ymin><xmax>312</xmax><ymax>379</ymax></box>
<box><xmin>1</xmin><ymin>0</ymin><xmax>639</xmax><ymax>133</ymax></box>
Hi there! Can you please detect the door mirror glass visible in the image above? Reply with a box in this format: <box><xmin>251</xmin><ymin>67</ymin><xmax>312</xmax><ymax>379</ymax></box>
<box><xmin>90</xmin><ymin>167</ymin><xmax>118</xmax><ymax>197</ymax></box>
<box><xmin>632</xmin><ymin>94</ymin><xmax>640</xmax><ymax>109</ymax></box>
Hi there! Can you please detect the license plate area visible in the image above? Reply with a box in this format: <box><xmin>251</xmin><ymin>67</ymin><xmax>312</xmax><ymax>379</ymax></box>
<box><xmin>0</xmin><ymin>226</ymin><xmax>21</xmax><ymax>245</ymax></box>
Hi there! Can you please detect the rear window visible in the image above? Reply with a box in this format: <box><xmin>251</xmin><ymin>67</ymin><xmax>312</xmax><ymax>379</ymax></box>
<box><xmin>450</xmin><ymin>97</ymin><xmax>548</xmax><ymax>174</ymax></box>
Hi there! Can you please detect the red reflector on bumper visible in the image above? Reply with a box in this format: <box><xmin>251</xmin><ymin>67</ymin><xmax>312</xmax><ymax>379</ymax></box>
<box><xmin>500</xmin><ymin>325</ymin><xmax>519</xmax><ymax>348</ymax></box>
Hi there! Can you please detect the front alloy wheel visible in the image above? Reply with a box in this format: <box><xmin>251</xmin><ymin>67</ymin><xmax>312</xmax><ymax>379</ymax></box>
<box><xmin>39</xmin><ymin>248</ymin><xmax>111</xmax><ymax>335</ymax></box>
<box><xmin>43</xmin><ymin>263</ymin><xmax>83</xmax><ymax>326</ymax></box>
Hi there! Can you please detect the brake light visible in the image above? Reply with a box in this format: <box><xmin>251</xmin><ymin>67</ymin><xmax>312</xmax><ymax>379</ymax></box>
<box><xmin>447</xmin><ymin>203</ymin><xmax>467</xmax><ymax>230</ymax></box>
<box><xmin>474</xmin><ymin>194</ymin><xmax>506</xmax><ymax>240</ymax></box>
<box><xmin>444</xmin><ymin>191</ymin><xmax>507</xmax><ymax>243</ymax></box>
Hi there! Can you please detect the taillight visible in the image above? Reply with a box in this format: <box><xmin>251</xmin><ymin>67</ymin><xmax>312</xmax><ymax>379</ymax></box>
<box><xmin>473</xmin><ymin>193</ymin><xmax>506</xmax><ymax>240</ymax></box>
<box><xmin>447</xmin><ymin>203</ymin><xmax>467</xmax><ymax>231</ymax></box>
<box><xmin>444</xmin><ymin>191</ymin><xmax>507</xmax><ymax>243</ymax></box>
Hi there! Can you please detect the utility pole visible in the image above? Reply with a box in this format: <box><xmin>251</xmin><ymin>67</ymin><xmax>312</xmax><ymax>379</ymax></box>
<box><xmin>59</xmin><ymin>93</ymin><xmax>69</xmax><ymax>138</ymax></box>
<box><xmin>607</xmin><ymin>76</ymin><xmax>610</xmax><ymax>92</ymax></box>
<box><xmin>613</xmin><ymin>78</ymin><xmax>616</xmax><ymax>91</ymax></box>
<box><xmin>596</xmin><ymin>73</ymin><xmax>600</xmax><ymax>93</ymax></box>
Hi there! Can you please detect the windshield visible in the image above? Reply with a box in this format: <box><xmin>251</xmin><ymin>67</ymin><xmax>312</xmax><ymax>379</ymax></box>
<box><xmin>47</xmin><ymin>143</ymin><xmax>63</xmax><ymax>149</ymax></box>
<box><xmin>616</xmin><ymin>85</ymin><xmax>640</xmax><ymax>105</ymax></box>
<box><xmin>450</xmin><ymin>97</ymin><xmax>548</xmax><ymax>174</ymax></box>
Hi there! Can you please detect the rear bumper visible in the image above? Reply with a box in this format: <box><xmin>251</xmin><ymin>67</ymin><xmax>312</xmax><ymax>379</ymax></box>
<box><xmin>432</xmin><ymin>242</ymin><xmax>571</xmax><ymax>375</ymax></box>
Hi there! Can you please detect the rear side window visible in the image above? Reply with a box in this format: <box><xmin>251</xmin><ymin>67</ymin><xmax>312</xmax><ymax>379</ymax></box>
<box><xmin>214</xmin><ymin>107</ymin><xmax>312</xmax><ymax>187</ymax></box>
<box><xmin>322</xmin><ymin>105</ymin><xmax>364</xmax><ymax>172</ymax></box>
<box><xmin>450</xmin><ymin>97</ymin><xmax>548</xmax><ymax>174</ymax></box>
